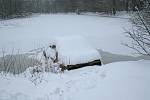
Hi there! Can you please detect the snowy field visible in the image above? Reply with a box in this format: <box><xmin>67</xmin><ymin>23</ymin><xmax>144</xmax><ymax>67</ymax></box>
<box><xmin>0</xmin><ymin>13</ymin><xmax>132</xmax><ymax>56</ymax></box>
<box><xmin>0</xmin><ymin>60</ymin><xmax>150</xmax><ymax>100</ymax></box>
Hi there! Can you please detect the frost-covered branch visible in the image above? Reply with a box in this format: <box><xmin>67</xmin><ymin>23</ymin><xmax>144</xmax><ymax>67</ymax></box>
<box><xmin>125</xmin><ymin>2</ymin><xmax>150</xmax><ymax>57</ymax></box>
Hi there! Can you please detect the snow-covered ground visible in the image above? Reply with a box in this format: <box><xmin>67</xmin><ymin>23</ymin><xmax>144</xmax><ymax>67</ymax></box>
<box><xmin>0</xmin><ymin>13</ymin><xmax>132</xmax><ymax>56</ymax></box>
<box><xmin>0</xmin><ymin>13</ymin><xmax>149</xmax><ymax>100</ymax></box>
<box><xmin>0</xmin><ymin>60</ymin><xmax>150</xmax><ymax>100</ymax></box>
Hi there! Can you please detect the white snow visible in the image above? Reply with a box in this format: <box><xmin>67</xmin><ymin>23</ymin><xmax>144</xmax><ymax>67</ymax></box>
<box><xmin>54</xmin><ymin>35</ymin><xmax>101</xmax><ymax>65</ymax></box>
<box><xmin>1</xmin><ymin>13</ymin><xmax>149</xmax><ymax>100</ymax></box>
<box><xmin>0</xmin><ymin>60</ymin><xmax>150</xmax><ymax>100</ymax></box>
<box><xmin>0</xmin><ymin>13</ymin><xmax>132</xmax><ymax>56</ymax></box>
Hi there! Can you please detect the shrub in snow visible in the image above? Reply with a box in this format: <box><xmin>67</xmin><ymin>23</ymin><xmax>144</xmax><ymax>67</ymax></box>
<box><xmin>50</xmin><ymin>63</ymin><xmax>62</xmax><ymax>73</ymax></box>
<box><xmin>29</xmin><ymin>47</ymin><xmax>62</xmax><ymax>72</ymax></box>
<box><xmin>29</xmin><ymin>45</ymin><xmax>63</xmax><ymax>74</ymax></box>
<box><xmin>26</xmin><ymin>48</ymin><xmax>63</xmax><ymax>85</ymax></box>
<box><xmin>41</xmin><ymin>44</ymin><xmax>63</xmax><ymax>73</ymax></box>
<box><xmin>27</xmin><ymin>65</ymin><xmax>44</xmax><ymax>85</ymax></box>
<box><xmin>42</xmin><ymin>53</ymin><xmax>62</xmax><ymax>73</ymax></box>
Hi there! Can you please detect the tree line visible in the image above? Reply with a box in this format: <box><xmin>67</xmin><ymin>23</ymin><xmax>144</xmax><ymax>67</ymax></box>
<box><xmin>0</xmin><ymin>0</ymin><xmax>145</xmax><ymax>19</ymax></box>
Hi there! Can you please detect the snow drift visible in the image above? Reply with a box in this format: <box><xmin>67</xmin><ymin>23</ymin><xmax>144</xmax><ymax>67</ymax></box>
<box><xmin>0</xmin><ymin>60</ymin><xmax>150</xmax><ymax>100</ymax></box>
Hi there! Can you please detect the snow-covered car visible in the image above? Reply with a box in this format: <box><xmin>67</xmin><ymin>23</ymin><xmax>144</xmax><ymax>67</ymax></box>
<box><xmin>49</xmin><ymin>35</ymin><xmax>102</xmax><ymax>70</ymax></box>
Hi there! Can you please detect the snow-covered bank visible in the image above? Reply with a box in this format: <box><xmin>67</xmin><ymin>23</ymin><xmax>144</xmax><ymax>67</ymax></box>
<box><xmin>0</xmin><ymin>60</ymin><xmax>150</xmax><ymax>100</ymax></box>
<box><xmin>0</xmin><ymin>13</ymin><xmax>132</xmax><ymax>56</ymax></box>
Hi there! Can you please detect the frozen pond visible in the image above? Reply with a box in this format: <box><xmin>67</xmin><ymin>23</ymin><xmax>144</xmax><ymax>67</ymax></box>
<box><xmin>0</xmin><ymin>14</ymin><xmax>133</xmax><ymax>56</ymax></box>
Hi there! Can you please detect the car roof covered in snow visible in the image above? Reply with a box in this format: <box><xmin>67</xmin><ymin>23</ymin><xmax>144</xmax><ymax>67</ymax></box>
<box><xmin>54</xmin><ymin>35</ymin><xmax>101</xmax><ymax>66</ymax></box>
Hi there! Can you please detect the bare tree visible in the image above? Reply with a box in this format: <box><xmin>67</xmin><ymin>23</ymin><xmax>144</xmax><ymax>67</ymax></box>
<box><xmin>124</xmin><ymin>0</ymin><xmax>150</xmax><ymax>57</ymax></box>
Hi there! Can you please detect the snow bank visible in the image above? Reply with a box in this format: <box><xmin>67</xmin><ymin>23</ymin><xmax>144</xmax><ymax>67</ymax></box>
<box><xmin>0</xmin><ymin>60</ymin><xmax>150</xmax><ymax>100</ymax></box>
<box><xmin>54</xmin><ymin>35</ymin><xmax>101</xmax><ymax>65</ymax></box>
